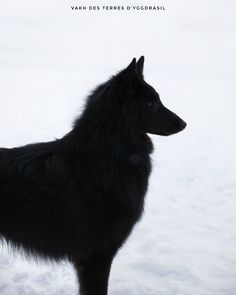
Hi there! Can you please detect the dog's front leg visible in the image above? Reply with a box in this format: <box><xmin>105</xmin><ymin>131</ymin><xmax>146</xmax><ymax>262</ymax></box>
<box><xmin>74</xmin><ymin>254</ymin><xmax>113</xmax><ymax>295</ymax></box>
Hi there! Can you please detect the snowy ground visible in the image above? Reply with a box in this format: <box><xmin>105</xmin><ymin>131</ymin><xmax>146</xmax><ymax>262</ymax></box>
<box><xmin>0</xmin><ymin>0</ymin><xmax>236</xmax><ymax>294</ymax></box>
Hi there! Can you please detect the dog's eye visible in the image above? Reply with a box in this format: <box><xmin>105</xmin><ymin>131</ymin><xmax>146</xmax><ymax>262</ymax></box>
<box><xmin>147</xmin><ymin>101</ymin><xmax>154</xmax><ymax>107</ymax></box>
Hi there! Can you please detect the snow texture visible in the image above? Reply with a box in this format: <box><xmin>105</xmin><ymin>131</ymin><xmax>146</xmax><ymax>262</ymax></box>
<box><xmin>0</xmin><ymin>0</ymin><xmax>236</xmax><ymax>294</ymax></box>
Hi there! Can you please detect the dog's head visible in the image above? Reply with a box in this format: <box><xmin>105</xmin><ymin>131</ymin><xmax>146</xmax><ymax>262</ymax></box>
<box><xmin>111</xmin><ymin>56</ymin><xmax>187</xmax><ymax>136</ymax></box>
<box><xmin>83</xmin><ymin>56</ymin><xmax>186</xmax><ymax>137</ymax></box>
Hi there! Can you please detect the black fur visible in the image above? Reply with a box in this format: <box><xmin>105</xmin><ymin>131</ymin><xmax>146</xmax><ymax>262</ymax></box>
<box><xmin>0</xmin><ymin>57</ymin><xmax>186</xmax><ymax>295</ymax></box>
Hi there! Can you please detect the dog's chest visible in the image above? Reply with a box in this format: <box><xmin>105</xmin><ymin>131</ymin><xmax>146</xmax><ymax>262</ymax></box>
<box><xmin>112</xmin><ymin>153</ymin><xmax>151</xmax><ymax>213</ymax></box>
<box><xmin>98</xmin><ymin>154</ymin><xmax>151</xmax><ymax>250</ymax></box>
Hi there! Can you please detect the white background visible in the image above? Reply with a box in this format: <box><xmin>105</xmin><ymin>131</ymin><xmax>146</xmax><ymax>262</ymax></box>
<box><xmin>0</xmin><ymin>0</ymin><xmax>236</xmax><ymax>294</ymax></box>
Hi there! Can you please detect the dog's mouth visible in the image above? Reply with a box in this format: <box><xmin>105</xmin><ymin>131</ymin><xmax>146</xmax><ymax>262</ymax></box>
<box><xmin>156</xmin><ymin>121</ymin><xmax>187</xmax><ymax>136</ymax></box>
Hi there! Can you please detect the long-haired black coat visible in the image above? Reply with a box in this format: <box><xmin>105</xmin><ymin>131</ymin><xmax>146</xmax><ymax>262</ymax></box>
<box><xmin>0</xmin><ymin>57</ymin><xmax>186</xmax><ymax>295</ymax></box>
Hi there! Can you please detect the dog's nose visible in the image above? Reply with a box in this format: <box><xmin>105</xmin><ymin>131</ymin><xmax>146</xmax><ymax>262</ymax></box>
<box><xmin>180</xmin><ymin>120</ymin><xmax>187</xmax><ymax>131</ymax></box>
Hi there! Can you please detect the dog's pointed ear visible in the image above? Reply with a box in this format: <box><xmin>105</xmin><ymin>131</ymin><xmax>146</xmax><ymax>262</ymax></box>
<box><xmin>115</xmin><ymin>58</ymin><xmax>138</xmax><ymax>81</ymax></box>
<box><xmin>137</xmin><ymin>56</ymin><xmax>144</xmax><ymax>77</ymax></box>
<box><xmin>126</xmin><ymin>58</ymin><xmax>137</xmax><ymax>72</ymax></box>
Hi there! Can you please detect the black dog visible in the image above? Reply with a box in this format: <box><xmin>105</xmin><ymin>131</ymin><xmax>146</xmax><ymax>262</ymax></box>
<box><xmin>0</xmin><ymin>57</ymin><xmax>186</xmax><ymax>295</ymax></box>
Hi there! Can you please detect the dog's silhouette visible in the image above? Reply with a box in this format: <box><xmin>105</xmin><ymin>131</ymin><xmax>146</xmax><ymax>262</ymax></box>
<box><xmin>0</xmin><ymin>57</ymin><xmax>186</xmax><ymax>295</ymax></box>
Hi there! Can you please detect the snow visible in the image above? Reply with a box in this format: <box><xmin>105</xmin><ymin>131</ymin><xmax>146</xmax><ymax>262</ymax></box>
<box><xmin>0</xmin><ymin>0</ymin><xmax>236</xmax><ymax>294</ymax></box>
